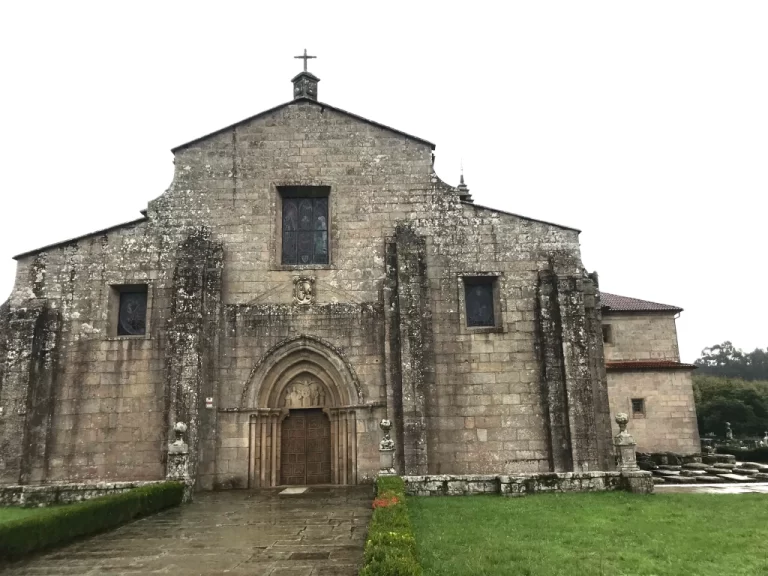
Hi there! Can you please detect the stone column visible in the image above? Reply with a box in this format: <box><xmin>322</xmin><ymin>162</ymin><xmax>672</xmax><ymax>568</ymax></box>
<box><xmin>378</xmin><ymin>419</ymin><xmax>396</xmax><ymax>476</ymax></box>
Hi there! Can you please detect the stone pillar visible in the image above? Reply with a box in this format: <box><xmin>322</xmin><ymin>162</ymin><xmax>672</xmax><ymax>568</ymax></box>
<box><xmin>387</xmin><ymin>225</ymin><xmax>431</xmax><ymax>475</ymax></box>
<box><xmin>164</xmin><ymin>228</ymin><xmax>224</xmax><ymax>491</ymax></box>
<box><xmin>536</xmin><ymin>271</ymin><xmax>573</xmax><ymax>472</ymax></box>
<box><xmin>0</xmin><ymin>299</ymin><xmax>60</xmax><ymax>485</ymax></box>
<box><xmin>378</xmin><ymin>419</ymin><xmax>396</xmax><ymax>476</ymax></box>
<box><xmin>614</xmin><ymin>413</ymin><xmax>654</xmax><ymax>493</ymax></box>
<box><xmin>166</xmin><ymin>422</ymin><xmax>193</xmax><ymax>502</ymax></box>
<box><xmin>583</xmin><ymin>274</ymin><xmax>614</xmax><ymax>471</ymax></box>
<box><xmin>613</xmin><ymin>413</ymin><xmax>638</xmax><ymax>471</ymax></box>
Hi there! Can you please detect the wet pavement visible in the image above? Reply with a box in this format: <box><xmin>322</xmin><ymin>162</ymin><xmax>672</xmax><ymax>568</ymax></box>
<box><xmin>1</xmin><ymin>486</ymin><xmax>373</xmax><ymax>576</ymax></box>
<box><xmin>655</xmin><ymin>482</ymin><xmax>768</xmax><ymax>494</ymax></box>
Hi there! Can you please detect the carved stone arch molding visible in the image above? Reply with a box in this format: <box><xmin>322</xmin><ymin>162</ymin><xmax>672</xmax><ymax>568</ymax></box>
<box><xmin>241</xmin><ymin>335</ymin><xmax>363</xmax><ymax>488</ymax></box>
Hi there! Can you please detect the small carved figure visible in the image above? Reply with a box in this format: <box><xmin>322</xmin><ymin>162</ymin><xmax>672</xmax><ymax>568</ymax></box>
<box><xmin>725</xmin><ymin>421</ymin><xmax>733</xmax><ymax>440</ymax></box>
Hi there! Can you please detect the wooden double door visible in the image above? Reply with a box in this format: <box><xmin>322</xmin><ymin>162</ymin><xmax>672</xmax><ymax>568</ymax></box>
<box><xmin>280</xmin><ymin>409</ymin><xmax>332</xmax><ymax>485</ymax></box>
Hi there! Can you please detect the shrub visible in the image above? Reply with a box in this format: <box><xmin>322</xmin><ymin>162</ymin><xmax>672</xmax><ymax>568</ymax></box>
<box><xmin>0</xmin><ymin>481</ymin><xmax>184</xmax><ymax>560</ymax></box>
<box><xmin>359</xmin><ymin>475</ymin><xmax>422</xmax><ymax>576</ymax></box>
<box><xmin>717</xmin><ymin>446</ymin><xmax>768</xmax><ymax>463</ymax></box>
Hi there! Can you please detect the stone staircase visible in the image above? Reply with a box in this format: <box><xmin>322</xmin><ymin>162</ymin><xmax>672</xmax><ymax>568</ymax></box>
<box><xmin>641</xmin><ymin>454</ymin><xmax>768</xmax><ymax>485</ymax></box>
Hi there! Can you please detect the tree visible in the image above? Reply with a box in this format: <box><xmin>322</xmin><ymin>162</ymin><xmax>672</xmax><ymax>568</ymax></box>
<box><xmin>693</xmin><ymin>375</ymin><xmax>768</xmax><ymax>438</ymax></box>
<box><xmin>695</xmin><ymin>342</ymin><xmax>768</xmax><ymax>381</ymax></box>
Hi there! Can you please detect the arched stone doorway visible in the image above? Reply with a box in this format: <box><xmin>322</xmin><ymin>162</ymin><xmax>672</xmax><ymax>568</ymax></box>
<box><xmin>241</xmin><ymin>336</ymin><xmax>362</xmax><ymax>488</ymax></box>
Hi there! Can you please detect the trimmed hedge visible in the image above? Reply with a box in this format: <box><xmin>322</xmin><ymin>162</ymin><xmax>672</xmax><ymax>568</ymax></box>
<box><xmin>360</xmin><ymin>476</ymin><xmax>422</xmax><ymax>576</ymax></box>
<box><xmin>0</xmin><ymin>481</ymin><xmax>184</xmax><ymax>560</ymax></box>
<box><xmin>717</xmin><ymin>446</ymin><xmax>768</xmax><ymax>463</ymax></box>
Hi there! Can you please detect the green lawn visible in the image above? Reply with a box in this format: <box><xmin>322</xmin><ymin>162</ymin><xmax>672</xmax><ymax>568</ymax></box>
<box><xmin>0</xmin><ymin>506</ymin><xmax>57</xmax><ymax>525</ymax></box>
<box><xmin>409</xmin><ymin>493</ymin><xmax>768</xmax><ymax>576</ymax></box>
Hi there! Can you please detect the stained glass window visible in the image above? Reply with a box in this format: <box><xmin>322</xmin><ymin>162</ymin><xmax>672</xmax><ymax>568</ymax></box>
<box><xmin>282</xmin><ymin>196</ymin><xmax>328</xmax><ymax>265</ymax></box>
<box><xmin>464</xmin><ymin>278</ymin><xmax>496</xmax><ymax>327</ymax></box>
<box><xmin>118</xmin><ymin>291</ymin><xmax>147</xmax><ymax>335</ymax></box>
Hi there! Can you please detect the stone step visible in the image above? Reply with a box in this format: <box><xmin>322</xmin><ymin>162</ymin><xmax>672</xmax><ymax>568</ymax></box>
<box><xmin>652</xmin><ymin>477</ymin><xmax>667</xmax><ymax>484</ymax></box>
<box><xmin>668</xmin><ymin>477</ymin><xmax>698</xmax><ymax>484</ymax></box>
<box><xmin>712</xmin><ymin>462</ymin><xmax>735</xmax><ymax>469</ymax></box>
<box><xmin>680</xmin><ymin>470</ymin><xmax>707</xmax><ymax>476</ymax></box>
<box><xmin>735</xmin><ymin>468</ymin><xmax>759</xmax><ymax>476</ymax></box>
<box><xmin>657</xmin><ymin>465</ymin><xmax>682</xmax><ymax>471</ymax></box>
<box><xmin>705</xmin><ymin>467</ymin><xmax>732</xmax><ymax>474</ymax></box>
<box><xmin>695</xmin><ymin>475</ymin><xmax>729</xmax><ymax>483</ymax></box>
<box><xmin>718</xmin><ymin>474</ymin><xmax>755</xmax><ymax>482</ymax></box>
<box><xmin>753</xmin><ymin>473</ymin><xmax>768</xmax><ymax>481</ymax></box>
<box><xmin>739</xmin><ymin>462</ymin><xmax>768</xmax><ymax>472</ymax></box>
<box><xmin>682</xmin><ymin>463</ymin><xmax>711</xmax><ymax>470</ymax></box>
<box><xmin>653</xmin><ymin>470</ymin><xmax>681</xmax><ymax>477</ymax></box>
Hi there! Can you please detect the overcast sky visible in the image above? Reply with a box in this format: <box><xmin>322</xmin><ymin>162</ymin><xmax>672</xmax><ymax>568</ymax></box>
<box><xmin>1</xmin><ymin>1</ymin><xmax>765</xmax><ymax>362</ymax></box>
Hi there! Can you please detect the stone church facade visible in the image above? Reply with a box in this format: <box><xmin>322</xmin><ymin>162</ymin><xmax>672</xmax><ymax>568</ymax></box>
<box><xmin>0</xmin><ymin>65</ymin><xmax>699</xmax><ymax>491</ymax></box>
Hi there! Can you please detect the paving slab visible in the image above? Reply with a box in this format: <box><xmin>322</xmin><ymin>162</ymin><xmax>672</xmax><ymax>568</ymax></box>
<box><xmin>656</xmin><ymin>482</ymin><xmax>768</xmax><ymax>494</ymax></box>
<box><xmin>1</xmin><ymin>486</ymin><xmax>372</xmax><ymax>576</ymax></box>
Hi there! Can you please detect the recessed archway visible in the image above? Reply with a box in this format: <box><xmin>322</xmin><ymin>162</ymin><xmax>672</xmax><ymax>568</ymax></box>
<box><xmin>241</xmin><ymin>336</ymin><xmax>362</xmax><ymax>488</ymax></box>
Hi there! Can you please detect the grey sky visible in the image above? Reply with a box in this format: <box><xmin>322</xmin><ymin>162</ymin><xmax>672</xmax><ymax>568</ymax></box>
<box><xmin>1</xmin><ymin>1</ymin><xmax>765</xmax><ymax>362</ymax></box>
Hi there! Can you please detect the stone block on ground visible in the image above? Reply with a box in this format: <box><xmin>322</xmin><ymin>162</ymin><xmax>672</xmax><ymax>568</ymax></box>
<box><xmin>682</xmin><ymin>463</ymin><xmax>710</xmax><ymax>470</ymax></box>
<box><xmin>717</xmin><ymin>474</ymin><xmax>755</xmax><ymax>482</ymax></box>
<box><xmin>696</xmin><ymin>475</ymin><xmax>729</xmax><ymax>483</ymax></box>
<box><xmin>753</xmin><ymin>473</ymin><xmax>768</xmax><ymax>481</ymax></box>
<box><xmin>652</xmin><ymin>477</ymin><xmax>666</xmax><ymax>484</ymax></box>
<box><xmin>680</xmin><ymin>470</ymin><xmax>707</xmax><ymax>477</ymax></box>
<box><xmin>653</xmin><ymin>470</ymin><xmax>681</xmax><ymax>477</ymax></box>
<box><xmin>657</xmin><ymin>464</ymin><xmax>682</xmax><ymax>471</ymax></box>
<box><xmin>739</xmin><ymin>462</ymin><xmax>768</xmax><ymax>472</ymax></box>
<box><xmin>666</xmin><ymin>476</ymin><xmax>697</xmax><ymax>484</ymax></box>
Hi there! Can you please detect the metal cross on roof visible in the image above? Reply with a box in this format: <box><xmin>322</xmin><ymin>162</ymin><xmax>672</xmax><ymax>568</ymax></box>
<box><xmin>294</xmin><ymin>49</ymin><xmax>317</xmax><ymax>72</ymax></box>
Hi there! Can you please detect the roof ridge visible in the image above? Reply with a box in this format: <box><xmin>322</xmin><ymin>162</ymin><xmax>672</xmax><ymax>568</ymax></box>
<box><xmin>171</xmin><ymin>98</ymin><xmax>436</xmax><ymax>153</ymax></box>
<box><xmin>600</xmin><ymin>292</ymin><xmax>683</xmax><ymax>313</ymax></box>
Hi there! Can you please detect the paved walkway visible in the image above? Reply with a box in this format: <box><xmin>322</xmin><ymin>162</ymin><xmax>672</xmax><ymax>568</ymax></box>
<box><xmin>2</xmin><ymin>486</ymin><xmax>372</xmax><ymax>576</ymax></box>
<box><xmin>655</xmin><ymin>482</ymin><xmax>768</xmax><ymax>494</ymax></box>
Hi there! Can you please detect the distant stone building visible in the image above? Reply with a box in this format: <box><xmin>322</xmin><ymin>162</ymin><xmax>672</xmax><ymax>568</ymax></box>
<box><xmin>600</xmin><ymin>293</ymin><xmax>700</xmax><ymax>454</ymax></box>
<box><xmin>0</xmin><ymin>62</ymin><xmax>699</xmax><ymax>490</ymax></box>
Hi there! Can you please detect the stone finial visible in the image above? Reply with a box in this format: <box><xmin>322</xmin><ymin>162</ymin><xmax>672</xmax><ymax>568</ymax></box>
<box><xmin>379</xmin><ymin>419</ymin><xmax>395</xmax><ymax>451</ymax></box>
<box><xmin>172</xmin><ymin>422</ymin><xmax>187</xmax><ymax>444</ymax></box>
<box><xmin>615</xmin><ymin>413</ymin><xmax>630</xmax><ymax>437</ymax></box>
<box><xmin>457</xmin><ymin>171</ymin><xmax>473</xmax><ymax>203</ymax></box>
<box><xmin>614</xmin><ymin>413</ymin><xmax>639</xmax><ymax>471</ymax></box>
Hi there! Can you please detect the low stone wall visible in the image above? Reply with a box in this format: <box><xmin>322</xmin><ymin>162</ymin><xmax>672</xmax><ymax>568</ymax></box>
<box><xmin>0</xmin><ymin>481</ymin><xmax>167</xmax><ymax>508</ymax></box>
<box><xmin>403</xmin><ymin>471</ymin><xmax>654</xmax><ymax>496</ymax></box>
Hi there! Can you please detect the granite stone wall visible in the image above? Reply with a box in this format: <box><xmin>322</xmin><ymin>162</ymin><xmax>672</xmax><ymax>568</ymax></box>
<box><xmin>607</xmin><ymin>370</ymin><xmax>700</xmax><ymax>454</ymax></box>
<box><xmin>603</xmin><ymin>313</ymin><xmax>681</xmax><ymax>362</ymax></box>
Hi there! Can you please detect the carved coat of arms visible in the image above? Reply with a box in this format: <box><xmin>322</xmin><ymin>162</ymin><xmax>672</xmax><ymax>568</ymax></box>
<box><xmin>293</xmin><ymin>276</ymin><xmax>315</xmax><ymax>305</ymax></box>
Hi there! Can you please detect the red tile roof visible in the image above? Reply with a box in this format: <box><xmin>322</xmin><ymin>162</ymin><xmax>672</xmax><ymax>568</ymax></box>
<box><xmin>606</xmin><ymin>360</ymin><xmax>695</xmax><ymax>371</ymax></box>
<box><xmin>600</xmin><ymin>292</ymin><xmax>683</xmax><ymax>314</ymax></box>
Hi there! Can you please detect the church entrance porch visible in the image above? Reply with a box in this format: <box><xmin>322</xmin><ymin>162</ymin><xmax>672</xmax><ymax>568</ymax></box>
<box><xmin>280</xmin><ymin>408</ymin><xmax>332</xmax><ymax>485</ymax></box>
<box><xmin>241</xmin><ymin>336</ymin><xmax>365</xmax><ymax>488</ymax></box>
